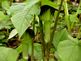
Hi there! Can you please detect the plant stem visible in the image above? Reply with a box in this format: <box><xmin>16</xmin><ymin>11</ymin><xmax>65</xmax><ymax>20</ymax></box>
<box><xmin>39</xmin><ymin>20</ymin><xmax>45</xmax><ymax>61</ymax></box>
<box><xmin>10</xmin><ymin>0</ymin><xmax>13</xmax><ymax>5</ymax></box>
<box><xmin>64</xmin><ymin>0</ymin><xmax>70</xmax><ymax>32</ymax></box>
<box><xmin>46</xmin><ymin>43</ymin><xmax>50</xmax><ymax>61</ymax></box>
<box><xmin>51</xmin><ymin>0</ymin><xmax>64</xmax><ymax>43</ymax></box>
<box><xmin>47</xmin><ymin>0</ymin><xmax>64</xmax><ymax>61</ymax></box>
<box><xmin>75</xmin><ymin>0</ymin><xmax>81</xmax><ymax>15</ymax></box>
<box><xmin>31</xmin><ymin>16</ymin><xmax>35</xmax><ymax>61</ymax></box>
<box><xmin>31</xmin><ymin>37</ymin><xmax>34</xmax><ymax>61</ymax></box>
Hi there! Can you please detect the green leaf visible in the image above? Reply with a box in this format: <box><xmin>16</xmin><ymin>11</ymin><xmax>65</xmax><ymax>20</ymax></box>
<box><xmin>22</xmin><ymin>32</ymin><xmax>32</xmax><ymax>60</ymax></box>
<box><xmin>69</xmin><ymin>14</ymin><xmax>78</xmax><ymax>23</ymax></box>
<box><xmin>0</xmin><ymin>11</ymin><xmax>9</xmax><ymax>21</ymax></box>
<box><xmin>52</xmin><ymin>29</ymin><xmax>68</xmax><ymax>48</ymax></box>
<box><xmin>57</xmin><ymin>39</ymin><xmax>81</xmax><ymax>61</ymax></box>
<box><xmin>44</xmin><ymin>21</ymin><xmax>51</xmax><ymax>43</ymax></box>
<box><xmin>28</xmin><ymin>4</ymin><xmax>40</xmax><ymax>15</ymax></box>
<box><xmin>0</xmin><ymin>47</ymin><xmax>19</xmax><ymax>61</ymax></box>
<box><xmin>2</xmin><ymin>0</ymin><xmax>10</xmax><ymax>10</ymax></box>
<box><xmin>76</xmin><ymin>9</ymin><xmax>81</xmax><ymax>14</ymax></box>
<box><xmin>16</xmin><ymin>44</ymin><xmax>22</xmax><ymax>53</ymax></box>
<box><xmin>7</xmin><ymin>3</ymin><xmax>25</xmax><ymax>15</ymax></box>
<box><xmin>11</xmin><ymin>12</ymin><xmax>34</xmax><ymax>37</ymax></box>
<box><xmin>34</xmin><ymin>43</ymin><xmax>43</xmax><ymax>60</ymax></box>
<box><xmin>41</xmin><ymin>9</ymin><xmax>51</xmax><ymax>21</ymax></box>
<box><xmin>0</xmin><ymin>19</ymin><xmax>12</xmax><ymax>29</ymax></box>
<box><xmin>25</xmin><ymin>0</ymin><xmax>40</xmax><ymax>15</ymax></box>
<box><xmin>26</xmin><ymin>0</ymin><xmax>40</xmax><ymax>7</ymax></box>
<box><xmin>41</xmin><ymin>9</ymin><xmax>51</xmax><ymax>43</ymax></box>
<box><xmin>16</xmin><ymin>44</ymin><xmax>22</xmax><ymax>54</ymax></box>
<box><xmin>8</xmin><ymin>29</ymin><xmax>18</xmax><ymax>39</ymax></box>
<box><xmin>11</xmin><ymin>0</ymin><xmax>40</xmax><ymax>37</ymax></box>
<box><xmin>0</xmin><ymin>11</ymin><xmax>11</xmax><ymax>29</ymax></box>
<box><xmin>41</xmin><ymin>0</ymin><xmax>58</xmax><ymax>9</ymax></box>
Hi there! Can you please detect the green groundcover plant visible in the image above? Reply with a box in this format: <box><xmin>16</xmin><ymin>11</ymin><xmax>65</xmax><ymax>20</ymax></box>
<box><xmin>0</xmin><ymin>0</ymin><xmax>81</xmax><ymax>61</ymax></box>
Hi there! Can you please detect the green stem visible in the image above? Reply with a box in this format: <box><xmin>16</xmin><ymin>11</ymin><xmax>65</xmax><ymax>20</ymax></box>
<box><xmin>39</xmin><ymin>20</ymin><xmax>45</xmax><ymax>61</ymax></box>
<box><xmin>76</xmin><ymin>1</ymin><xmax>81</xmax><ymax>38</ymax></box>
<box><xmin>10</xmin><ymin>0</ymin><xmax>13</xmax><ymax>5</ymax></box>
<box><xmin>51</xmin><ymin>0</ymin><xmax>64</xmax><ymax>43</ymax></box>
<box><xmin>47</xmin><ymin>0</ymin><xmax>64</xmax><ymax>61</ymax></box>
<box><xmin>31</xmin><ymin>16</ymin><xmax>35</xmax><ymax>61</ymax></box>
<box><xmin>75</xmin><ymin>0</ymin><xmax>81</xmax><ymax>16</ymax></box>
<box><xmin>64</xmin><ymin>0</ymin><xmax>70</xmax><ymax>32</ymax></box>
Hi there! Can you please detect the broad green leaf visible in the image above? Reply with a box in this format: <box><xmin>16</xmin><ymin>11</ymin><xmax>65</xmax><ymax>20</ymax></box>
<box><xmin>28</xmin><ymin>4</ymin><xmax>40</xmax><ymax>15</ymax></box>
<box><xmin>7</xmin><ymin>3</ymin><xmax>25</xmax><ymax>15</ymax></box>
<box><xmin>0</xmin><ymin>11</ymin><xmax>9</xmax><ymax>21</ymax></box>
<box><xmin>41</xmin><ymin>9</ymin><xmax>51</xmax><ymax>43</ymax></box>
<box><xmin>69</xmin><ymin>14</ymin><xmax>79</xmax><ymax>29</ymax></box>
<box><xmin>34</xmin><ymin>43</ymin><xmax>43</xmax><ymax>60</ymax></box>
<box><xmin>44</xmin><ymin>21</ymin><xmax>51</xmax><ymax>43</ymax></box>
<box><xmin>11</xmin><ymin>0</ymin><xmax>40</xmax><ymax>37</ymax></box>
<box><xmin>25</xmin><ymin>0</ymin><xmax>40</xmax><ymax>15</ymax></box>
<box><xmin>41</xmin><ymin>0</ymin><xmax>58</xmax><ymax>9</ymax></box>
<box><xmin>52</xmin><ymin>29</ymin><xmax>68</xmax><ymax>48</ymax></box>
<box><xmin>2</xmin><ymin>0</ymin><xmax>10</xmax><ymax>10</ymax></box>
<box><xmin>57</xmin><ymin>39</ymin><xmax>81</xmax><ymax>61</ymax></box>
<box><xmin>0</xmin><ymin>11</ymin><xmax>5</xmax><ymax>20</ymax></box>
<box><xmin>0</xmin><ymin>11</ymin><xmax>11</xmax><ymax>29</ymax></box>
<box><xmin>76</xmin><ymin>9</ymin><xmax>81</xmax><ymax>14</ymax></box>
<box><xmin>8</xmin><ymin>29</ymin><xmax>18</xmax><ymax>39</ymax></box>
<box><xmin>0</xmin><ymin>19</ymin><xmax>12</xmax><ymax>29</ymax></box>
<box><xmin>22</xmin><ymin>32</ymin><xmax>32</xmax><ymax>60</ymax></box>
<box><xmin>69</xmin><ymin>14</ymin><xmax>78</xmax><ymax>23</ymax></box>
<box><xmin>11</xmin><ymin>11</ymin><xmax>34</xmax><ymax>37</ymax></box>
<box><xmin>41</xmin><ymin>9</ymin><xmax>51</xmax><ymax>21</ymax></box>
<box><xmin>25</xmin><ymin>0</ymin><xmax>40</xmax><ymax>7</ymax></box>
<box><xmin>70</xmin><ymin>15</ymin><xmax>79</xmax><ymax>23</ymax></box>
<box><xmin>16</xmin><ymin>44</ymin><xmax>22</xmax><ymax>53</ymax></box>
<box><xmin>0</xmin><ymin>47</ymin><xmax>19</xmax><ymax>61</ymax></box>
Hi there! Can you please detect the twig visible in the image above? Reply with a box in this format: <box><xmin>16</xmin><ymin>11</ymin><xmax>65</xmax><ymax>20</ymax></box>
<box><xmin>47</xmin><ymin>0</ymin><xmax>64</xmax><ymax>61</ymax></box>
<box><xmin>31</xmin><ymin>15</ymin><xmax>35</xmax><ymax>61</ymax></box>
<box><xmin>39</xmin><ymin>20</ymin><xmax>45</xmax><ymax>61</ymax></box>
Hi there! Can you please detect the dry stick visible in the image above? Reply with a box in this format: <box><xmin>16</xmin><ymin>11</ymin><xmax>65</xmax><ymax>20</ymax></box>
<box><xmin>47</xmin><ymin>0</ymin><xmax>64</xmax><ymax>61</ymax></box>
<box><xmin>39</xmin><ymin>20</ymin><xmax>46</xmax><ymax>61</ymax></box>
